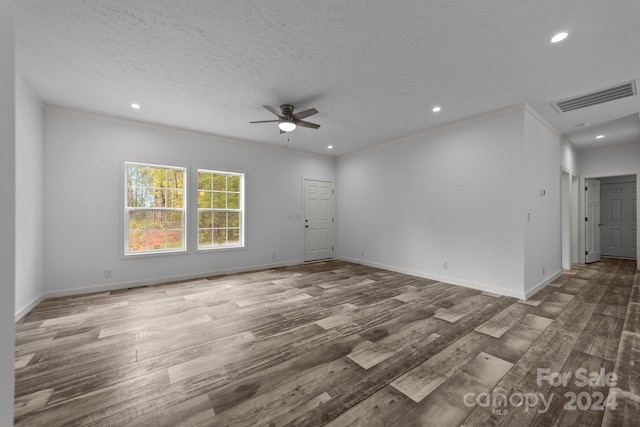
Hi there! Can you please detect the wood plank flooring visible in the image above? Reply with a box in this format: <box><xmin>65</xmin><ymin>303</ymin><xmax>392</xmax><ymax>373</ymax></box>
<box><xmin>14</xmin><ymin>257</ymin><xmax>640</xmax><ymax>426</ymax></box>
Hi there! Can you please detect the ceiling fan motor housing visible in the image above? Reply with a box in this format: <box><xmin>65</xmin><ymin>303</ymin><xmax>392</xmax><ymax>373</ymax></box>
<box><xmin>280</xmin><ymin>104</ymin><xmax>295</xmax><ymax>116</ymax></box>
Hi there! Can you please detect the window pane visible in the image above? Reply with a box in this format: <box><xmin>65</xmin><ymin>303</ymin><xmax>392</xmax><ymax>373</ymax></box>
<box><xmin>127</xmin><ymin>186</ymin><xmax>139</xmax><ymax>207</ymax></box>
<box><xmin>228</xmin><ymin>175</ymin><xmax>240</xmax><ymax>191</ymax></box>
<box><xmin>213</xmin><ymin>228</ymin><xmax>227</xmax><ymax>245</ymax></box>
<box><xmin>228</xmin><ymin>212</ymin><xmax>240</xmax><ymax>227</ymax></box>
<box><xmin>128</xmin><ymin>210</ymin><xmax>148</xmax><ymax>230</ymax></box>
<box><xmin>128</xmin><ymin>187</ymin><xmax>153</xmax><ymax>208</ymax></box>
<box><xmin>128</xmin><ymin>230</ymin><xmax>147</xmax><ymax>252</ymax></box>
<box><xmin>147</xmin><ymin>229</ymin><xmax>165</xmax><ymax>250</ymax></box>
<box><xmin>213</xmin><ymin>211</ymin><xmax>227</xmax><ymax>227</ymax></box>
<box><xmin>148</xmin><ymin>211</ymin><xmax>165</xmax><ymax>229</ymax></box>
<box><xmin>198</xmin><ymin>172</ymin><xmax>212</xmax><ymax>191</ymax></box>
<box><xmin>166</xmin><ymin>230</ymin><xmax>183</xmax><ymax>249</ymax></box>
<box><xmin>199</xmin><ymin>211</ymin><xmax>212</xmax><ymax>228</ymax></box>
<box><xmin>167</xmin><ymin>211</ymin><xmax>183</xmax><ymax>229</ymax></box>
<box><xmin>198</xmin><ymin>191</ymin><xmax>212</xmax><ymax>209</ymax></box>
<box><xmin>213</xmin><ymin>174</ymin><xmax>226</xmax><ymax>191</ymax></box>
<box><xmin>228</xmin><ymin>193</ymin><xmax>239</xmax><ymax>209</ymax></box>
<box><xmin>213</xmin><ymin>192</ymin><xmax>226</xmax><ymax>209</ymax></box>
<box><xmin>199</xmin><ymin>229</ymin><xmax>213</xmax><ymax>246</ymax></box>
<box><xmin>153</xmin><ymin>189</ymin><xmax>166</xmax><ymax>208</ymax></box>
<box><xmin>228</xmin><ymin>228</ymin><xmax>240</xmax><ymax>244</ymax></box>
<box><xmin>166</xmin><ymin>169</ymin><xmax>184</xmax><ymax>189</ymax></box>
<box><xmin>167</xmin><ymin>189</ymin><xmax>183</xmax><ymax>208</ymax></box>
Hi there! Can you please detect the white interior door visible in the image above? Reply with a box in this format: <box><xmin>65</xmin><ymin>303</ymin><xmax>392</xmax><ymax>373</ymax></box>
<box><xmin>585</xmin><ymin>179</ymin><xmax>601</xmax><ymax>263</ymax></box>
<box><xmin>601</xmin><ymin>182</ymin><xmax>637</xmax><ymax>259</ymax></box>
<box><xmin>304</xmin><ymin>179</ymin><xmax>334</xmax><ymax>262</ymax></box>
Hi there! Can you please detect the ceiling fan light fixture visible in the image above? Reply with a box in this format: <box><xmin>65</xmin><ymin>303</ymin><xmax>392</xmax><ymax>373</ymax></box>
<box><xmin>279</xmin><ymin>119</ymin><xmax>296</xmax><ymax>132</ymax></box>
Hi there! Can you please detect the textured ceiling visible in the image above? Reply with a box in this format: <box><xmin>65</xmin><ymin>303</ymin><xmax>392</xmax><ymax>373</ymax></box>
<box><xmin>14</xmin><ymin>0</ymin><xmax>640</xmax><ymax>156</ymax></box>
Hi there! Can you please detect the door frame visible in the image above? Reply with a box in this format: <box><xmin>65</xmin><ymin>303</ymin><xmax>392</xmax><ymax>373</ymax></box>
<box><xmin>561</xmin><ymin>168</ymin><xmax>580</xmax><ymax>269</ymax></box>
<box><xmin>580</xmin><ymin>171</ymin><xmax>639</xmax><ymax>269</ymax></box>
<box><xmin>585</xmin><ymin>178</ymin><xmax>601</xmax><ymax>263</ymax></box>
<box><xmin>302</xmin><ymin>177</ymin><xmax>335</xmax><ymax>262</ymax></box>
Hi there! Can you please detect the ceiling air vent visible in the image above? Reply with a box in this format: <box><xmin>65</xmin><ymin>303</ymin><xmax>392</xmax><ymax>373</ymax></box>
<box><xmin>553</xmin><ymin>80</ymin><xmax>637</xmax><ymax>113</ymax></box>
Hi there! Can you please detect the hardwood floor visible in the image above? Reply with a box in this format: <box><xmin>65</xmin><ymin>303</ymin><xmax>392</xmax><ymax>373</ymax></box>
<box><xmin>14</xmin><ymin>258</ymin><xmax>640</xmax><ymax>426</ymax></box>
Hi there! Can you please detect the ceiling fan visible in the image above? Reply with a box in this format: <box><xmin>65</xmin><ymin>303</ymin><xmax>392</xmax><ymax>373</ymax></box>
<box><xmin>250</xmin><ymin>104</ymin><xmax>320</xmax><ymax>133</ymax></box>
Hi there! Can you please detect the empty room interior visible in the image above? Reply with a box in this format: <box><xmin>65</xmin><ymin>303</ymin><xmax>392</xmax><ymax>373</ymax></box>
<box><xmin>2</xmin><ymin>1</ymin><xmax>640</xmax><ymax>426</ymax></box>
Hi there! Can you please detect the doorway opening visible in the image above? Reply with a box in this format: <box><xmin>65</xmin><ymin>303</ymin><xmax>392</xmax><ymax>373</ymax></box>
<box><xmin>582</xmin><ymin>173</ymin><xmax>638</xmax><ymax>265</ymax></box>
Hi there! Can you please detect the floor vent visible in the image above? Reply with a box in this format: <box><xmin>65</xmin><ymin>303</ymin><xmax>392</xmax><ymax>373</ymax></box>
<box><xmin>553</xmin><ymin>80</ymin><xmax>637</xmax><ymax>113</ymax></box>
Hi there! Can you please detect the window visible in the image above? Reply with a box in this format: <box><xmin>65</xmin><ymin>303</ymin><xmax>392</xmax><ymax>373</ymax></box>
<box><xmin>125</xmin><ymin>162</ymin><xmax>186</xmax><ymax>255</ymax></box>
<box><xmin>197</xmin><ymin>169</ymin><xmax>244</xmax><ymax>249</ymax></box>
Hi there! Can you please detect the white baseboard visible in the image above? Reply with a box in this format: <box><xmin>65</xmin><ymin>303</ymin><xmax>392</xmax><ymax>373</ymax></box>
<box><xmin>15</xmin><ymin>293</ymin><xmax>45</xmax><ymax>322</ymax></box>
<box><xmin>336</xmin><ymin>256</ymin><xmax>527</xmax><ymax>299</ymax></box>
<box><xmin>524</xmin><ymin>270</ymin><xmax>563</xmax><ymax>300</ymax></box>
<box><xmin>44</xmin><ymin>260</ymin><xmax>304</xmax><ymax>299</ymax></box>
<box><xmin>338</xmin><ymin>256</ymin><xmax>563</xmax><ymax>300</ymax></box>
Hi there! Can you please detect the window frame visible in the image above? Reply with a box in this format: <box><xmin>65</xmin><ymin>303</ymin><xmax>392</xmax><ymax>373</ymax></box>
<box><xmin>123</xmin><ymin>161</ymin><xmax>187</xmax><ymax>257</ymax></box>
<box><xmin>196</xmin><ymin>168</ymin><xmax>245</xmax><ymax>251</ymax></box>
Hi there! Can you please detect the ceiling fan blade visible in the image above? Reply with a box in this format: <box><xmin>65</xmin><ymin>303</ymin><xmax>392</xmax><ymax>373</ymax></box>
<box><xmin>293</xmin><ymin>108</ymin><xmax>318</xmax><ymax>121</ymax></box>
<box><xmin>263</xmin><ymin>105</ymin><xmax>284</xmax><ymax>118</ymax></box>
<box><xmin>297</xmin><ymin>120</ymin><xmax>320</xmax><ymax>129</ymax></box>
<box><xmin>249</xmin><ymin>119</ymin><xmax>279</xmax><ymax>124</ymax></box>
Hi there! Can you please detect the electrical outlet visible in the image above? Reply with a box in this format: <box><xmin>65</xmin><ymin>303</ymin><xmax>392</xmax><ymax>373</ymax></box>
<box><xmin>527</xmin><ymin>213</ymin><xmax>531</xmax><ymax>222</ymax></box>
<box><xmin>361</xmin><ymin>250</ymin><xmax>365</xmax><ymax>257</ymax></box>
<box><xmin>272</xmin><ymin>252</ymin><xmax>276</xmax><ymax>259</ymax></box>
<box><xmin>542</xmin><ymin>266</ymin><xmax>546</xmax><ymax>275</ymax></box>
<box><xmin>443</xmin><ymin>262</ymin><xmax>448</xmax><ymax>270</ymax></box>
<box><xmin>104</xmin><ymin>269</ymin><xmax>112</xmax><ymax>278</ymax></box>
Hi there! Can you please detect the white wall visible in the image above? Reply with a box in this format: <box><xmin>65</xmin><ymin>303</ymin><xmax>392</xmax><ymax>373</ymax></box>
<box><xmin>15</xmin><ymin>76</ymin><xmax>44</xmax><ymax>318</ymax></box>
<box><xmin>336</xmin><ymin>108</ymin><xmax>527</xmax><ymax>297</ymax></box>
<box><xmin>523</xmin><ymin>111</ymin><xmax>562</xmax><ymax>294</ymax></box>
<box><xmin>0</xmin><ymin>0</ymin><xmax>15</xmax><ymax>423</ymax></box>
<box><xmin>578</xmin><ymin>143</ymin><xmax>640</xmax><ymax>269</ymax></box>
<box><xmin>579</xmin><ymin>143</ymin><xmax>640</xmax><ymax>177</ymax></box>
<box><xmin>560</xmin><ymin>140</ymin><xmax>578</xmax><ymax>174</ymax></box>
<box><xmin>43</xmin><ymin>108</ymin><xmax>335</xmax><ymax>296</ymax></box>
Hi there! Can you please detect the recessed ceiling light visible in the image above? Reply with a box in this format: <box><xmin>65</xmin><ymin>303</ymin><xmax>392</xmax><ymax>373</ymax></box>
<box><xmin>432</xmin><ymin>106</ymin><xmax>442</xmax><ymax>113</ymax></box>
<box><xmin>551</xmin><ymin>32</ymin><xmax>568</xmax><ymax>43</ymax></box>
<box><xmin>327</xmin><ymin>145</ymin><xmax>333</xmax><ymax>149</ymax></box>
<box><xmin>576</xmin><ymin>123</ymin><xmax>590</xmax><ymax>128</ymax></box>
<box><xmin>595</xmin><ymin>135</ymin><xmax>605</xmax><ymax>139</ymax></box>
<box><xmin>130</xmin><ymin>103</ymin><xmax>141</xmax><ymax>109</ymax></box>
